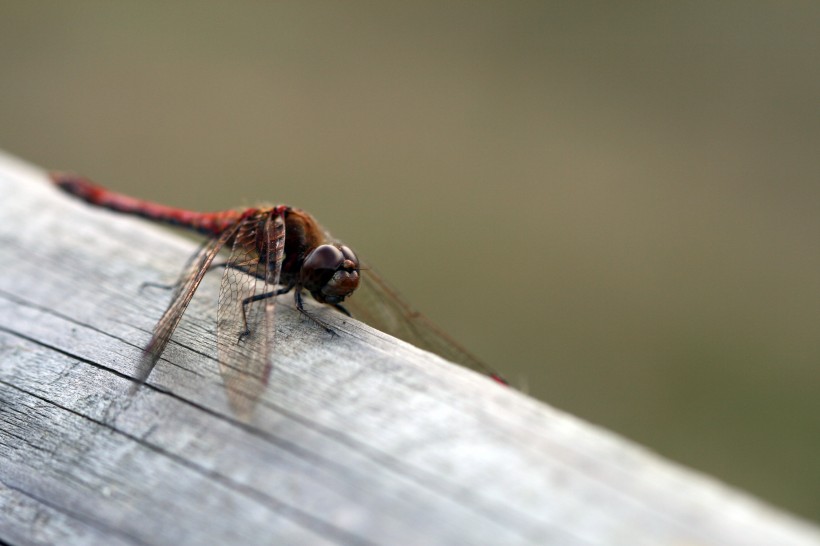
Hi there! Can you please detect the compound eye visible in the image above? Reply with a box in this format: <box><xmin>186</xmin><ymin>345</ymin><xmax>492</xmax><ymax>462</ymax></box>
<box><xmin>339</xmin><ymin>245</ymin><xmax>358</xmax><ymax>267</ymax></box>
<box><xmin>302</xmin><ymin>245</ymin><xmax>344</xmax><ymax>273</ymax></box>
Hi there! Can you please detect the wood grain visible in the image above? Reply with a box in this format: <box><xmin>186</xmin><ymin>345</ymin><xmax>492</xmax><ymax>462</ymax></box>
<box><xmin>0</xmin><ymin>151</ymin><xmax>817</xmax><ymax>545</ymax></box>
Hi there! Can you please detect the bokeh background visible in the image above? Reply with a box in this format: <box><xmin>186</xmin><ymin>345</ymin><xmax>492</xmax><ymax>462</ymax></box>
<box><xmin>1</xmin><ymin>1</ymin><xmax>818</xmax><ymax>522</ymax></box>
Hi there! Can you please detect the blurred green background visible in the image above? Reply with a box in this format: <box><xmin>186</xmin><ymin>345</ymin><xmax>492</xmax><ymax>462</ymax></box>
<box><xmin>1</xmin><ymin>1</ymin><xmax>818</xmax><ymax>522</ymax></box>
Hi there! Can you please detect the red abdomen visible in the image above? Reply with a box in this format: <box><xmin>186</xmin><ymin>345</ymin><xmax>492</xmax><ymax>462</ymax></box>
<box><xmin>51</xmin><ymin>173</ymin><xmax>241</xmax><ymax>235</ymax></box>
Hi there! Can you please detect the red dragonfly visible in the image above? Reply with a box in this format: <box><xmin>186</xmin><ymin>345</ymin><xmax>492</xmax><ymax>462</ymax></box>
<box><xmin>51</xmin><ymin>173</ymin><xmax>507</xmax><ymax>414</ymax></box>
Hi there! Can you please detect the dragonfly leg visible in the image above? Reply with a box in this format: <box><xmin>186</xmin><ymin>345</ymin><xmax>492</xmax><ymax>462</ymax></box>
<box><xmin>139</xmin><ymin>280</ymin><xmax>175</xmax><ymax>293</ymax></box>
<box><xmin>332</xmin><ymin>303</ymin><xmax>351</xmax><ymax>317</ymax></box>
<box><xmin>237</xmin><ymin>284</ymin><xmax>294</xmax><ymax>341</ymax></box>
<box><xmin>294</xmin><ymin>290</ymin><xmax>338</xmax><ymax>336</ymax></box>
<box><xmin>140</xmin><ymin>251</ymin><xmax>231</xmax><ymax>293</ymax></box>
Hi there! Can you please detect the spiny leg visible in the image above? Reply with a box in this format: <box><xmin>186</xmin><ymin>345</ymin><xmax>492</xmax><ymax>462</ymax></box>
<box><xmin>139</xmin><ymin>280</ymin><xmax>175</xmax><ymax>293</ymax></box>
<box><xmin>140</xmin><ymin>259</ymin><xmax>235</xmax><ymax>293</ymax></box>
<box><xmin>332</xmin><ymin>303</ymin><xmax>351</xmax><ymax>317</ymax></box>
<box><xmin>294</xmin><ymin>291</ymin><xmax>338</xmax><ymax>336</ymax></box>
<box><xmin>140</xmin><ymin>238</ymin><xmax>231</xmax><ymax>293</ymax></box>
<box><xmin>237</xmin><ymin>284</ymin><xmax>294</xmax><ymax>342</ymax></box>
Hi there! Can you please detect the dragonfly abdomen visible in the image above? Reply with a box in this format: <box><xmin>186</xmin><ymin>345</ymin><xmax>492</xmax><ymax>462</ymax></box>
<box><xmin>51</xmin><ymin>172</ymin><xmax>241</xmax><ymax>236</ymax></box>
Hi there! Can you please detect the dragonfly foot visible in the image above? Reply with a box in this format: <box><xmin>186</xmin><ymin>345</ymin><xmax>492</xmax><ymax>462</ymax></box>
<box><xmin>299</xmin><ymin>312</ymin><xmax>337</xmax><ymax>337</ymax></box>
<box><xmin>139</xmin><ymin>280</ymin><xmax>174</xmax><ymax>293</ymax></box>
<box><xmin>295</xmin><ymin>290</ymin><xmax>338</xmax><ymax>337</ymax></box>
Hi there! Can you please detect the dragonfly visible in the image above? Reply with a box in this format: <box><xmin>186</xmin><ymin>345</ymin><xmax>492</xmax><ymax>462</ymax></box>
<box><xmin>51</xmin><ymin>173</ymin><xmax>507</xmax><ymax>415</ymax></box>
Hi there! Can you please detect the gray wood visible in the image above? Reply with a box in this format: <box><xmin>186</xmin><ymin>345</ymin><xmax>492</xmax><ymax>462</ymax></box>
<box><xmin>0</xmin><ymin>150</ymin><xmax>817</xmax><ymax>546</ymax></box>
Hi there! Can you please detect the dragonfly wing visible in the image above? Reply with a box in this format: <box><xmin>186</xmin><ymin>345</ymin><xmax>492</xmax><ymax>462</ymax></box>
<box><xmin>217</xmin><ymin>210</ymin><xmax>285</xmax><ymax>419</ymax></box>
<box><xmin>344</xmin><ymin>263</ymin><xmax>508</xmax><ymax>384</ymax></box>
<box><xmin>138</xmin><ymin>224</ymin><xmax>240</xmax><ymax>387</ymax></box>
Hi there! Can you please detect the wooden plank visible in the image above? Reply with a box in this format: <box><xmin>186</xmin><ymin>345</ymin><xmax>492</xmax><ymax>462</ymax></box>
<box><xmin>0</xmin><ymin>150</ymin><xmax>817</xmax><ymax>546</ymax></box>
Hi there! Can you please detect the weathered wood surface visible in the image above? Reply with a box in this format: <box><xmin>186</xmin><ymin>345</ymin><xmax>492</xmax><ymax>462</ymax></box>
<box><xmin>0</xmin><ymin>151</ymin><xmax>817</xmax><ymax>546</ymax></box>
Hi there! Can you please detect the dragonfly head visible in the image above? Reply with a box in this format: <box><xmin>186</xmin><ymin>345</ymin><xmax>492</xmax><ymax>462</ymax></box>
<box><xmin>301</xmin><ymin>244</ymin><xmax>360</xmax><ymax>304</ymax></box>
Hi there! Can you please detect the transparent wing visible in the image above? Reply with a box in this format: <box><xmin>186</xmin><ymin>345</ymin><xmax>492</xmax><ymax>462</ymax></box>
<box><xmin>217</xmin><ymin>210</ymin><xmax>285</xmax><ymax>418</ymax></box>
<box><xmin>344</xmin><ymin>263</ymin><xmax>508</xmax><ymax>384</ymax></box>
<box><xmin>136</xmin><ymin>224</ymin><xmax>239</xmax><ymax>389</ymax></box>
